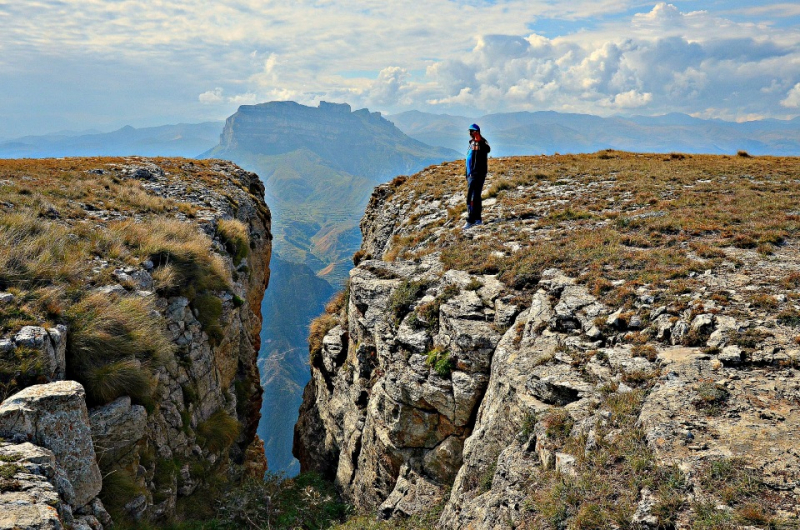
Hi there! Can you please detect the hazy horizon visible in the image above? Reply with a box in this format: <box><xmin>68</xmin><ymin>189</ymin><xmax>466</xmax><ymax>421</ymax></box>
<box><xmin>2</xmin><ymin>1</ymin><xmax>799</xmax><ymax>138</ymax></box>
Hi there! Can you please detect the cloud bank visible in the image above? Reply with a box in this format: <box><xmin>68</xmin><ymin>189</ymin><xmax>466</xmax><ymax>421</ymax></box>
<box><xmin>0</xmin><ymin>1</ymin><xmax>798</xmax><ymax>135</ymax></box>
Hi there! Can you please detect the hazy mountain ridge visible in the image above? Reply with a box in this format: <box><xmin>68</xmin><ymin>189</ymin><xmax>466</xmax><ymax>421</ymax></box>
<box><xmin>388</xmin><ymin>109</ymin><xmax>800</xmax><ymax>156</ymax></box>
<box><xmin>0</xmin><ymin>122</ymin><xmax>223</xmax><ymax>159</ymax></box>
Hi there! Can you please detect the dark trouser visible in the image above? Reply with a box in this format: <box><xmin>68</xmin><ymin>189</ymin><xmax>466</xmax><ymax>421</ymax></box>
<box><xmin>466</xmin><ymin>173</ymin><xmax>485</xmax><ymax>223</ymax></box>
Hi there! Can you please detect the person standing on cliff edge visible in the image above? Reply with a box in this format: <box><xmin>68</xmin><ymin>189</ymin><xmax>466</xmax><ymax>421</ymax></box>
<box><xmin>464</xmin><ymin>123</ymin><xmax>490</xmax><ymax>229</ymax></box>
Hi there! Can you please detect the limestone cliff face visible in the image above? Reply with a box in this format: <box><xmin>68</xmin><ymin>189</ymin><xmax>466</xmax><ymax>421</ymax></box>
<box><xmin>0</xmin><ymin>158</ymin><xmax>271</xmax><ymax>529</ymax></box>
<box><xmin>295</xmin><ymin>154</ymin><xmax>800</xmax><ymax>527</ymax></box>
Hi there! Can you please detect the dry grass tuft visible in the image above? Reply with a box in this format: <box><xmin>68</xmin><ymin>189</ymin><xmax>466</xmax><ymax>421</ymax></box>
<box><xmin>197</xmin><ymin>410</ymin><xmax>241</xmax><ymax>453</ymax></box>
<box><xmin>308</xmin><ymin>314</ymin><xmax>339</xmax><ymax>366</ymax></box>
<box><xmin>216</xmin><ymin>218</ymin><xmax>250</xmax><ymax>263</ymax></box>
<box><xmin>112</xmin><ymin>219</ymin><xmax>231</xmax><ymax>296</ymax></box>
<box><xmin>65</xmin><ymin>290</ymin><xmax>173</xmax><ymax>406</ymax></box>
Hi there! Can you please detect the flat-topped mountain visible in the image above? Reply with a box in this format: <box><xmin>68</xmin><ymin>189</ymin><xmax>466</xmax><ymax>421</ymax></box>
<box><xmin>209</xmin><ymin>101</ymin><xmax>458</xmax><ymax>182</ymax></box>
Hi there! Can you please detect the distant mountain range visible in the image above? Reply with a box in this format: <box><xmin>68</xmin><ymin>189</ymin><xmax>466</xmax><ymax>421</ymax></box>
<box><xmin>0</xmin><ymin>122</ymin><xmax>222</xmax><ymax>158</ymax></box>
<box><xmin>202</xmin><ymin>101</ymin><xmax>459</xmax><ymax>282</ymax></box>
<box><xmin>387</xmin><ymin>110</ymin><xmax>800</xmax><ymax>157</ymax></box>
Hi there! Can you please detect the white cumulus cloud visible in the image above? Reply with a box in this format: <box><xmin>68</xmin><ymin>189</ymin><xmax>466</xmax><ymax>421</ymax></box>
<box><xmin>1</xmin><ymin>1</ymin><xmax>799</xmax><ymax>135</ymax></box>
<box><xmin>198</xmin><ymin>88</ymin><xmax>224</xmax><ymax>104</ymax></box>
<box><xmin>782</xmin><ymin>83</ymin><xmax>800</xmax><ymax>108</ymax></box>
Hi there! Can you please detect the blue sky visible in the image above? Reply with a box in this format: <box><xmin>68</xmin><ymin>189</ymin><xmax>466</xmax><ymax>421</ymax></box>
<box><xmin>0</xmin><ymin>1</ymin><xmax>799</xmax><ymax>137</ymax></box>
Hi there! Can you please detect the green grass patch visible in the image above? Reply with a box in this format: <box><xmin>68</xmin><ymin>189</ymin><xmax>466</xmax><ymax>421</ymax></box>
<box><xmin>99</xmin><ymin>467</ymin><xmax>146</xmax><ymax>520</ymax></box>
<box><xmin>425</xmin><ymin>348</ymin><xmax>454</xmax><ymax>378</ymax></box>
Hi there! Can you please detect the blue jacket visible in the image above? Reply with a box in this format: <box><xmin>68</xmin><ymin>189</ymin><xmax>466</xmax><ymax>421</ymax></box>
<box><xmin>466</xmin><ymin>138</ymin><xmax>490</xmax><ymax>177</ymax></box>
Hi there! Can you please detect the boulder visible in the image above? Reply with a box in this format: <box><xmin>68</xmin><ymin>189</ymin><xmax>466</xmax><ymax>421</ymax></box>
<box><xmin>89</xmin><ymin>397</ymin><xmax>147</xmax><ymax>465</ymax></box>
<box><xmin>0</xmin><ymin>381</ymin><xmax>102</xmax><ymax>506</ymax></box>
<box><xmin>13</xmin><ymin>326</ymin><xmax>66</xmax><ymax>381</ymax></box>
<box><xmin>378</xmin><ymin>466</ymin><xmax>444</xmax><ymax>520</ymax></box>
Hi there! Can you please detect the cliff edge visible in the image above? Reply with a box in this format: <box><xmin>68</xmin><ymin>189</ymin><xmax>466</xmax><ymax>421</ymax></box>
<box><xmin>295</xmin><ymin>152</ymin><xmax>800</xmax><ymax>528</ymax></box>
<box><xmin>0</xmin><ymin>157</ymin><xmax>271</xmax><ymax>528</ymax></box>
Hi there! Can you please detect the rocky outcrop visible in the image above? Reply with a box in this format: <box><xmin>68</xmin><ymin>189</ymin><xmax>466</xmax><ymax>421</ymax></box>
<box><xmin>0</xmin><ymin>381</ymin><xmax>102</xmax><ymax>506</ymax></box>
<box><xmin>0</xmin><ymin>382</ymin><xmax>109</xmax><ymax>530</ymax></box>
<box><xmin>295</xmin><ymin>154</ymin><xmax>800</xmax><ymax>527</ymax></box>
<box><xmin>0</xmin><ymin>158</ymin><xmax>272</xmax><ymax>529</ymax></box>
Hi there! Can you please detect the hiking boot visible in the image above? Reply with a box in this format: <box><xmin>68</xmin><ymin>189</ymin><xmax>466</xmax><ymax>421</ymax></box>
<box><xmin>463</xmin><ymin>221</ymin><xmax>475</xmax><ymax>229</ymax></box>
<box><xmin>474</xmin><ymin>220</ymin><xmax>483</xmax><ymax>226</ymax></box>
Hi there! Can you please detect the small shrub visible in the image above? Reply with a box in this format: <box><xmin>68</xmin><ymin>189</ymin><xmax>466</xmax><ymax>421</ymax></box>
<box><xmin>737</xmin><ymin>150</ymin><xmax>751</xmax><ymax>158</ymax></box>
<box><xmin>352</xmin><ymin>249</ymin><xmax>369</xmax><ymax>266</ymax></box>
<box><xmin>479</xmin><ymin>461</ymin><xmax>497</xmax><ymax>492</ymax></box>
<box><xmin>520</xmin><ymin>411</ymin><xmax>537</xmax><ymax>440</ymax></box>
<box><xmin>732</xmin><ymin>328</ymin><xmax>772</xmax><ymax>350</ymax></box>
<box><xmin>485</xmin><ymin>178</ymin><xmax>513</xmax><ymax>198</ymax></box>
<box><xmin>216</xmin><ymin>472</ymin><xmax>348</xmax><ymax>530</ymax></box>
<box><xmin>414</xmin><ymin>301</ymin><xmax>440</xmax><ymax>331</ymax></box>
<box><xmin>631</xmin><ymin>344</ymin><xmax>657</xmax><ymax>362</ymax></box>
<box><xmin>153</xmin><ymin>457</ymin><xmax>180</xmax><ymax>495</ymax></box>
<box><xmin>216</xmin><ymin>219</ymin><xmax>249</xmax><ymax>263</ymax></box>
<box><xmin>0</xmin><ymin>462</ymin><xmax>23</xmax><ymax>480</ymax></box>
<box><xmin>325</xmin><ymin>282</ymin><xmax>350</xmax><ymax>315</ymax></box>
<box><xmin>777</xmin><ymin>308</ymin><xmax>800</xmax><ymax>328</ymax></box>
<box><xmin>388</xmin><ymin>279</ymin><xmax>428</xmax><ymax>325</ymax></box>
<box><xmin>100</xmin><ymin>467</ymin><xmax>145</xmax><ymax>519</ymax></box>
<box><xmin>682</xmin><ymin>327</ymin><xmax>712</xmax><ymax>347</ymax></box>
<box><xmin>0</xmin><ymin>345</ymin><xmax>47</xmax><ymax>398</ymax></box>
<box><xmin>197</xmin><ymin>410</ymin><xmax>240</xmax><ymax>454</ymax></box>
<box><xmin>465</xmin><ymin>278</ymin><xmax>483</xmax><ymax>291</ymax></box>
<box><xmin>152</xmin><ymin>264</ymin><xmax>179</xmax><ymax>293</ymax></box>
<box><xmin>729</xmin><ymin>234</ymin><xmax>758</xmax><ymax>249</ymax></box>
<box><xmin>621</xmin><ymin>369</ymin><xmax>655</xmax><ymax>386</ymax></box>
<box><xmin>194</xmin><ymin>293</ymin><xmax>224</xmax><ymax>346</ymax></box>
<box><xmin>693</xmin><ymin>381</ymin><xmax>729</xmax><ymax>415</ymax></box>
<box><xmin>782</xmin><ymin>271</ymin><xmax>800</xmax><ymax>290</ymax></box>
<box><xmin>541</xmin><ymin>408</ymin><xmax>573</xmax><ymax>441</ymax></box>
<box><xmin>749</xmin><ymin>293</ymin><xmax>777</xmax><ymax>309</ymax></box>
